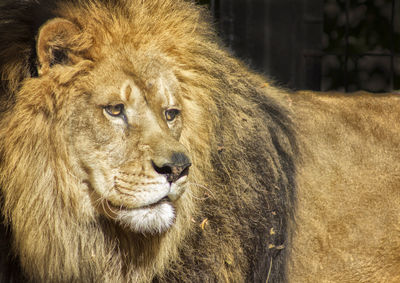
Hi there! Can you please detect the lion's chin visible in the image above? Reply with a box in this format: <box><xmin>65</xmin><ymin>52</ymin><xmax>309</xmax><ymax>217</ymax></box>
<box><xmin>115</xmin><ymin>201</ymin><xmax>175</xmax><ymax>234</ymax></box>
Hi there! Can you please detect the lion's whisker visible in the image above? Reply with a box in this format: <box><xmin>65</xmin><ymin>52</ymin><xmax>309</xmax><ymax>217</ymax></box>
<box><xmin>186</xmin><ymin>192</ymin><xmax>209</xmax><ymax>201</ymax></box>
<box><xmin>101</xmin><ymin>198</ymin><xmax>117</xmax><ymax>220</ymax></box>
<box><xmin>187</xmin><ymin>182</ymin><xmax>215</xmax><ymax>199</ymax></box>
<box><xmin>104</xmin><ymin>199</ymin><xmax>119</xmax><ymax>217</ymax></box>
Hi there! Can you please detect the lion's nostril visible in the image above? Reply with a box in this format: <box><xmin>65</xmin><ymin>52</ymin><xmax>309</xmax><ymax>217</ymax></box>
<box><xmin>170</xmin><ymin>162</ymin><xmax>191</xmax><ymax>182</ymax></box>
<box><xmin>152</xmin><ymin>161</ymin><xmax>173</xmax><ymax>176</ymax></box>
<box><xmin>151</xmin><ymin>161</ymin><xmax>172</xmax><ymax>176</ymax></box>
<box><xmin>179</xmin><ymin>164</ymin><xmax>190</xmax><ymax>179</ymax></box>
<box><xmin>152</xmin><ymin>153</ymin><xmax>191</xmax><ymax>183</ymax></box>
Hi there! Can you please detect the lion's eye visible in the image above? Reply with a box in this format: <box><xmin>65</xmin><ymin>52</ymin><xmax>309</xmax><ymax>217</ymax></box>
<box><xmin>165</xmin><ymin>109</ymin><xmax>180</xmax><ymax>122</ymax></box>
<box><xmin>105</xmin><ymin>104</ymin><xmax>125</xmax><ymax>117</ymax></box>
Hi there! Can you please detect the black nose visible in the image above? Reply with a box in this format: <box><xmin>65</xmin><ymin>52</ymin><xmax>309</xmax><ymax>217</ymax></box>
<box><xmin>152</xmin><ymin>153</ymin><xmax>191</xmax><ymax>183</ymax></box>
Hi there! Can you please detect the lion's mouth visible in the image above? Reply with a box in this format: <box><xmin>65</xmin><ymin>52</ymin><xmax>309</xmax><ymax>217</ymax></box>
<box><xmin>145</xmin><ymin>196</ymin><xmax>170</xmax><ymax>209</ymax></box>
<box><xmin>105</xmin><ymin>195</ymin><xmax>171</xmax><ymax>213</ymax></box>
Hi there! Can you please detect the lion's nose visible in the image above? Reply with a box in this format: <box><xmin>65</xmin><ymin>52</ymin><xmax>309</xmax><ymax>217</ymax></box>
<box><xmin>152</xmin><ymin>152</ymin><xmax>191</xmax><ymax>183</ymax></box>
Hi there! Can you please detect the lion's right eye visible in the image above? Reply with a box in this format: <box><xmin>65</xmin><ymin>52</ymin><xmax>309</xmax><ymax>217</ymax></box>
<box><xmin>104</xmin><ymin>104</ymin><xmax>125</xmax><ymax>117</ymax></box>
<box><xmin>165</xmin><ymin>109</ymin><xmax>180</xmax><ymax>122</ymax></box>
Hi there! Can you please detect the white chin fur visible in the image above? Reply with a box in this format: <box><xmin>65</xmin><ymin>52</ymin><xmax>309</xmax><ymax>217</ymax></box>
<box><xmin>116</xmin><ymin>203</ymin><xmax>175</xmax><ymax>234</ymax></box>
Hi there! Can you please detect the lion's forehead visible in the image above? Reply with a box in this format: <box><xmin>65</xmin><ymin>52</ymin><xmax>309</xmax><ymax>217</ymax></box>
<box><xmin>90</xmin><ymin>58</ymin><xmax>180</xmax><ymax>108</ymax></box>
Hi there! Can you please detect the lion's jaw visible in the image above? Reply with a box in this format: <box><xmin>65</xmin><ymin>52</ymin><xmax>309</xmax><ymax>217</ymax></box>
<box><xmin>68</xmin><ymin>61</ymin><xmax>191</xmax><ymax>234</ymax></box>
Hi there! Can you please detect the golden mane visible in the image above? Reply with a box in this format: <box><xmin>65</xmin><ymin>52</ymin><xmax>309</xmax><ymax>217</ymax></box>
<box><xmin>0</xmin><ymin>0</ymin><xmax>296</xmax><ymax>282</ymax></box>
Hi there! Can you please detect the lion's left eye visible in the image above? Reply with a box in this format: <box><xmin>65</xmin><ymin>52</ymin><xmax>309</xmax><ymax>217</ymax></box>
<box><xmin>165</xmin><ymin>109</ymin><xmax>180</xmax><ymax>122</ymax></box>
<box><xmin>105</xmin><ymin>104</ymin><xmax>125</xmax><ymax>117</ymax></box>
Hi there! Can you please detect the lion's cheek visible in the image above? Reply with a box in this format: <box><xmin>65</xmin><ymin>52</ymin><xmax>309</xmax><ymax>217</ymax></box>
<box><xmin>86</xmin><ymin>167</ymin><xmax>117</xmax><ymax>196</ymax></box>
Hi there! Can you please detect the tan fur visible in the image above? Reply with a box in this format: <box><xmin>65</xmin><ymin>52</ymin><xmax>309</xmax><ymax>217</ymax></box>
<box><xmin>0</xmin><ymin>0</ymin><xmax>399</xmax><ymax>282</ymax></box>
<box><xmin>288</xmin><ymin>92</ymin><xmax>400</xmax><ymax>282</ymax></box>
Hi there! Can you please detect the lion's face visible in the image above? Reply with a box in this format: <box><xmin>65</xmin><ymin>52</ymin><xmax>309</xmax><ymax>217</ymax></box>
<box><xmin>66</xmin><ymin>54</ymin><xmax>191</xmax><ymax>234</ymax></box>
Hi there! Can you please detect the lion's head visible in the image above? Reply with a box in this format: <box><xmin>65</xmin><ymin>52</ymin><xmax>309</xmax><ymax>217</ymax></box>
<box><xmin>63</xmin><ymin>47</ymin><xmax>193</xmax><ymax>234</ymax></box>
<box><xmin>4</xmin><ymin>12</ymin><xmax>199</xmax><ymax>232</ymax></box>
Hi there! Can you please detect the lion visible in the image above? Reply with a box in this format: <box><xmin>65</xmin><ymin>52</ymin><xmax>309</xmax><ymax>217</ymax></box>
<box><xmin>0</xmin><ymin>0</ymin><xmax>399</xmax><ymax>282</ymax></box>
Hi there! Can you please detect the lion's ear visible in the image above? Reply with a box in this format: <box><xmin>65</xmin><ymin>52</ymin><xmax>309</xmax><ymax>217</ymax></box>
<box><xmin>37</xmin><ymin>18</ymin><xmax>81</xmax><ymax>75</ymax></box>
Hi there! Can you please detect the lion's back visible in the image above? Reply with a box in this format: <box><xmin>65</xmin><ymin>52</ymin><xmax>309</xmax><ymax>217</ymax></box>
<box><xmin>289</xmin><ymin>92</ymin><xmax>400</xmax><ymax>282</ymax></box>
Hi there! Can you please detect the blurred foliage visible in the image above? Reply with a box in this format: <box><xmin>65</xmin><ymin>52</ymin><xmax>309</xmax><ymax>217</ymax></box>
<box><xmin>201</xmin><ymin>0</ymin><xmax>399</xmax><ymax>92</ymax></box>
<box><xmin>323</xmin><ymin>0</ymin><xmax>400</xmax><ymax>92</ymax></box>
<box><xmin>196</xmin><ymin>0</ymin><xmax>211</xmax><ymax>6</ymax></box>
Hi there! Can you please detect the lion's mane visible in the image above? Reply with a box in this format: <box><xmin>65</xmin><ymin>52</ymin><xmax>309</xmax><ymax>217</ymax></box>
<box><xmin>0</xmin><ymin>0</ymin><xmax>296</xmax><ymax>282</ymax></box>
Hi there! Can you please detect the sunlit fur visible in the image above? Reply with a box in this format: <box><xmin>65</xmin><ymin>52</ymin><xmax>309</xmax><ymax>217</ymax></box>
<box><xmin>1</xmin><ymin>0</ymin><xmax>400</xmax><ymax>282</ymax></box>
<box><xmin>0</xmin><ymin>0</ymin><xmax>296</xmax><ymax>281</ymax></box>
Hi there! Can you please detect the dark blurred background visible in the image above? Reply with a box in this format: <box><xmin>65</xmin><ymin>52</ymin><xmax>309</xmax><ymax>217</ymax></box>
<box><xmin>198</xmin><ymin>0</ymin><xmax>400</xmax><ymax>92</ymax></box>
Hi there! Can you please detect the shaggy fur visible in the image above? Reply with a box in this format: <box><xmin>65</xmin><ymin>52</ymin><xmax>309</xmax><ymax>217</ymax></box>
<box><xmin>1</xmin><ymin>1</ymin><xmax>399</xmax><ymax>283</ymax></box>
<box><xmin>0</xmin><ymin>0</ymin><xmax>295</xmax><ymax>282</ymax></box>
